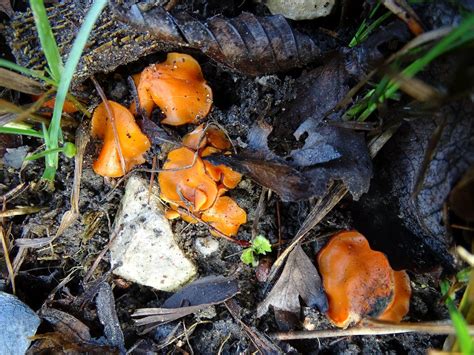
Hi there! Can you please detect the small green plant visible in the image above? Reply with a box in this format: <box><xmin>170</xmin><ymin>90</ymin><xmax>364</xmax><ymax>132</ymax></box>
<box><xmin>0</xmin><ymin>0</ymin><xmax>107</xmax><ymax>181</ymax></box>
<box><xmin>241</xmin><ymin>235</ymin><xmax>272</xmax><ymax>267</ymax></box>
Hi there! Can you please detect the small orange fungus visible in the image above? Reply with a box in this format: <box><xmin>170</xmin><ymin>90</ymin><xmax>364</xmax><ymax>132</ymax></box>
<box><xmin>317</xmin><ymin>230</ymin><xmax>410</xmax><ymax>328</ymax></box>
<box><xmin>33</xmin><ymin>95</ymin><xmax>78</xmax><ymax>114</ymax></box>
<box><xmin>202</xmin><ymin>196</ymin><xmax>247</xmax><ymax>237</ymax></box>
<box><xmin>91</xmin><ymin>101</ymin><xmax>151</xmax><ymax>177</ymax></box>
<box><xmin>136</xmin><ymin>53</ymin><xmax>213</xmax><ymax>125</ymax></box>
<box><xmin>158</xmin><ymin>147</ymin><xmax>218</xmax><ymax>212</ymax></box>
<box><xmin>201</xmin><ymin>147</ymin><xmax>242</xmax><ymax>189</ymax></box>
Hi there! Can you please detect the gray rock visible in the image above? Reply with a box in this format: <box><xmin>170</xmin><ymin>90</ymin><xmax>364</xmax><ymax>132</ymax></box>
<box><xmin>3</xmin><ymin>146</ymin><xmax>29</xmax><ymax>169</ymax></box>
<box><xmin>0</xmin><ymin>292</ymin><xmax>41</xmax><ymax>355</ymax></box>
<box><xmin>111</xmin><ymin>176</ymin><xmax>197</xmax><ymax>291</ymax></box>
<box><xmin>258</xmin><ymin>0</ymin><xmax>335</xmax><ymax>20</ymax></box>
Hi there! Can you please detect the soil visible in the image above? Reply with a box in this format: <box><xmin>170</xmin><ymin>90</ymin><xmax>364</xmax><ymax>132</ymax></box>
<box><xmin>0</xmin><ymin>0</ymin><xmax>471</xmax><ymax>354</ymax></box>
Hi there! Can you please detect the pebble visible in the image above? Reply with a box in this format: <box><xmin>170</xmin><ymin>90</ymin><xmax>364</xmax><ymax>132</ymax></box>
<box><xmin>0</xmin><ymin>292</ymin><xmax>41</xmax><ymax>355</ymax></box>
<box><xmin>194</xmin><ymin>237</ymin><xmax>219</xmax><ymax>257</ymax></box>
<box><xmin>258</xmin><ymin>0</ymin><xmax>335</xmax><ymax>20</ymax></box>
<box><xmin>110</xmin><ymin>176</ymin><xmax>197</xmax><ymax>292</ymax></box>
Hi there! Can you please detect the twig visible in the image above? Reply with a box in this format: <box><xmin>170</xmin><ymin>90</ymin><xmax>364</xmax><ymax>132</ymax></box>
<box><xmin>91</xmin><ymin>75</ymin><xmax>126</xmax><ymax>175</ymax></box>
<box><xmin>83</xmin><ymin>227</ymin><xmax>122</xmax><ymax>284</ymax></box>
<box><xmin>0</xmin><ymin>226</ymin><xmax>15</xmax><ymax>294</ymax></box>
<box><xmin>148</xmin><ymin>155</ymin><xmax>157</xmax><ymax>204</ymax></box>
<box><xmin>252</xmin><ymin>187</ymin><xmax>268</xmax><ymax>239</ymax></box>
<box><xmin>271</xmin><ymin>320</ymin><xmax>474</xmax><ymax>340</ymax></box>
<box><xmin>54</xmin><ymin>120</ymin><xmax>90</xmax><ymax>239</ymax></box>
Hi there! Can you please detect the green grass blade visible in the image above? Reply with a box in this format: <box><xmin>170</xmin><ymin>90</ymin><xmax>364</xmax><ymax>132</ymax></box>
<box><xmin>356</xmin><ymin>14</ymin><xmax>474</xmax><ymax>120</ymax></box>
<box><xmin>42</xmin><ymin>0</ymin><xmax>107</xmax><ymax>180</ymax></box>
<box><xmin>441</xmin><ymin>280</ymin><xmax>474</xmax><ymax>355</ymax></box>
<box><xmin>0</xmin><ymin>58</ymin><xmax>55</xmax><ymax>85</ymax></box>
<box><xmin>29</xmin><ymin>0</ymin><xmax>63</xmax><ymax>83</ymax></box>
<box><xmin>0</xmin><ymin>126</ymin><xmax>43</xmax><ymax>138</ymax></box>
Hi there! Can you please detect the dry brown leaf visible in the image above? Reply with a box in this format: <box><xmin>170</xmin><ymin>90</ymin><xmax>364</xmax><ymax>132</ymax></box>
<box><xmin>257</xmin><ymin>244</ymin><xmax>327</xmax><ymax>318</ymax></box>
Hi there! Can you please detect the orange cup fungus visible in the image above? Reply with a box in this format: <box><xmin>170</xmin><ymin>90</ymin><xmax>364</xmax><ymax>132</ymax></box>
<box><xmin>33</xmin><ymin>95</ymin><xmax>79</xmax><ymax>115</ymax></box>
<box><xmin>91</xmin><ymin>101</ymin><xmax>151</xmax><ymax>177</ymax></box>
<box><xmin>159</xmin><ymin>124</ymin><xmax>246</xmax><ymax>238</ymax></box>
<box><xmin>317</xmin><ymin>230</ymin><xmax>411</xmax><ymax>328</ymax></box>
<box><xmin>135</xmin><ymin>53</ymin><xmax>213</xmax><ymax>125</ymax></box>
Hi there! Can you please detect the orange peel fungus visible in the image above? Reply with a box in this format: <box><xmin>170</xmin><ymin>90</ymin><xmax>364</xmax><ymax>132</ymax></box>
<box><xmin>91</xmin><ymin>101</ymin><xmax>151</xmax><ymax>177</ymax></box>
<box><xmin>135</xmin><ymin>53</ymin><xmax>213</xmax><ymax>125</ymax></box>
<box><xmin>159</xmin><ymin>125</ymin><xmax>245</xmax><ymax>238</ymax></box>
<box><xmin>317</xmin><ymin>230</ymin><xmax>411</xmax><ymax>328</ymax></box>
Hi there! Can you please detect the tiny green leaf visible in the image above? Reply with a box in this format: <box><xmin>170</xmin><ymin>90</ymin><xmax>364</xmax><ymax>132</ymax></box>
<box><xmin>62</xmin><ymin>142</ymin><xmax>76</xmax><ymax>158</ymax></box>
<box><xmin>241</xmin><ymin>248</ymin><xmax>257</xmax><ymax>267</ymax></box>
<box><xmin>252</xmin><ymin>235</ymin><xmax>272</xmax><ymax>255</ymax></box>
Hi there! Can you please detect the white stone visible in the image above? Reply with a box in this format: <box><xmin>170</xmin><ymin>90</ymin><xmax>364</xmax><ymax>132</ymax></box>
<box><xmin>259</xmin><ymin>0</ymin><xmax>335</xmax><ymax>20</ymax></box>
<box><xmin>194</xmin><ymin>237</ymin><xmax>219</xmax><ymax>257</ymax></box>
<box><xmin>111</xmin><ymin>176</ymin><xmax>197</xmax><ymax>292</ymax></box>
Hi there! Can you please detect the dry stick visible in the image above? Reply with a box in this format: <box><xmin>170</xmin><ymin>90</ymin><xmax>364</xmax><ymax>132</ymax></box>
<box><xmin>0</xmin><ymin>183</ymin><xmax>27</xmax><ymax>204</ymax></box>
<box><xmin>83</xmin><ymin>227</ymin><xmax>122</xmax><ymax>284</ymax></box>
<box><xmin>252</xmin><ymin>187</ymin><xmax>268</xmax><ymax>239</ymax></box>
<box><xmin>148</xmin><ymin>155</ymin><xmax>158</xmax><ymax>204</ymax></box>
<box><xmin>90</xmin><ymin>76</ymin><xmax>127</xmax><ymax>175</ymax></box>
<box><xmin>0</xmin><ymin>227</ymin><xmax>15</xmax><ymax>294</ymax></box>
<box><xmin>0</xmin><ymin>206</ymin><xmax>42</xmax><ymax>218</ymax></box>
<box><xmin>54</xmin><ymin>121</ymin><xmax>90</xmax><ymax>238</ymax></box>
<box><xmin>276</xmin><ymin>200</ymin><xmax>282</xmax><ymax>258</ymax></box>
<box><xmin>411</xmin><ymin>116</ymin><xmax>447</xmax><ymax>200</ymax></box>
<box><xmin>271</xmin><ymin>321</ymin><xmax>474</xmax><ymax>340</ymax></box>
<box><xmin>266</xmin><ymin>124</ymin><xmax>400</xmax><ymax>285</ymax></box>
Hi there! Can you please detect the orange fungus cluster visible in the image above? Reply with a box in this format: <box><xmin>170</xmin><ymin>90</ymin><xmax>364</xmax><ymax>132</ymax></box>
<box><xmin>317</xmin><ymin>230</ymin><xmax>411</xmax><ymax>328</ymax></box>
<box><xmin>159</xmin><ymin>124</ymin><xmax>246</xmax><ymax>237</ymax></box>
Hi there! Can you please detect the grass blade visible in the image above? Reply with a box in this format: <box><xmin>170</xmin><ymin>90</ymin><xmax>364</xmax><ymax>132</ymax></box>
<box><xmin>29</xmin><ymin>0</ymin><xmax>63</xmax><ymax>83</ymax></box>
<box><xmin>0</xmin><ymin>126</ymin><xmax>44</xmax><ymax>138</ymax></box>
<box><xmin>43</xmin><ymin>0</ymin><xmax>107</xmax><ymax>180</ymax></box>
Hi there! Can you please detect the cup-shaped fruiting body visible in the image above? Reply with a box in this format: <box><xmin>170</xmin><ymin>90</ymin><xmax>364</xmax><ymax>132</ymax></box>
<box><xmin>136</xmin><ymin>53</ymin><xmax>213</xmax><ymax>125</ymax></box>
<box><xmin>318</xmin><ymin>230</ymin><xmax>401</xmax><ymax>328</ymax></box>
<box><xmin>202</xmin><ymin>196</ymin><xmax>247</xmax><ymax>236</ymax></box>
<box><xmin>158</xmin><ymin>147</ymin><xmax>218</xmax><ymax>212</ymax></box>
<box><xmin>378</xmin><ymin>270</ymin><xmax>411</xmax><ymax>322</ymax></box>
<box><xmin>201</xmin><ymin>147</ymin><xmax>242</xmax><ymax>189</ymax></box>
<box><xmin>91</xmin><ymin>101</ymin><xmax>151</xmax><ymax>177</ymax></box>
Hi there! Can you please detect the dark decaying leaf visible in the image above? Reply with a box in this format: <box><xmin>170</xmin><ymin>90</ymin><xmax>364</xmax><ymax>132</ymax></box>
<box><xmin>96</xmin><ymin>283</ymin><xmax>126</xmax><ymax>353</ymax></box>
<box><xmin>207</xmin><ymin>119</ymin><xmax>372</xmax><ymax>202</ymax></box>
<box><xmin>353</xmin><ymin>98</ymin><xmax>474</xmax><ymax>272</ymax></box>
<box><xmin>111</xmin><ymin>1</ymin><xmax>322</xmax><ymax>76</ymax></box>
<box><xmin>449</xmin><ymin>166</ymin><xmax>474</xmax><ymax>222</ymax></box>
<box><xmin>257</xmin><ymin>244</ymin><xmax>327</xmax><ymax>318</ymax></box>
<box><xmin>39</xmin><ymin>307</ymin><xmax>92</xmax><ymax>342</ymax></box>
<box><xmin>0</xmin><ymin>0</ymin><xmax>13</xmax><ymax>17</ymax></box>
<box><xmin>133</xmin><ymin>276</ymin><xmax>238</xmax><ymax>327</ymax></box>
<box><xmin>31</xmin><ymin>307</ymin><xmax>118</xmax><ymax>353</ymax></box>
